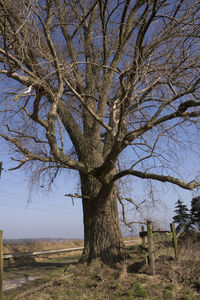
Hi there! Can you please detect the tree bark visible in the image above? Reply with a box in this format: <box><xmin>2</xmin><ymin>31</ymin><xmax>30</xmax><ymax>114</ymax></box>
<box><xmin>79</xmin><ymin>174</ymin><xmax>126</xmax><ymax>265</ymax></box>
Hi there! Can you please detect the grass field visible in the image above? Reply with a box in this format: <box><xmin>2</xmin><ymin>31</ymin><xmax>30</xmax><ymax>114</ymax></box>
<box><xmin>3</xmin><ymin>237</ymin><xmax>200</xmax><ymax>300</ymax></box>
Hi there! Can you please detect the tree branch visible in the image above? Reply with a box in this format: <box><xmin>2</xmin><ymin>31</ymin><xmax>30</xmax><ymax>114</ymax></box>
<box><xmin>0</xmin><ymin>134</ymin><xmax>86</xmax><ymax>173</ymax></box>
<box><xmin>63</xmin><ymin>77</ymin><xmax>112</xmax><ymax>133</ymax></box>
<box><xmin>65</xmin><ymin>193</ymin><xmax>90</xmax><ymax>200</ymax></box>
<box><xmin>113</xmin><ymin>169</ymin><xmax>200</xmax><ymax>190</ymax></box>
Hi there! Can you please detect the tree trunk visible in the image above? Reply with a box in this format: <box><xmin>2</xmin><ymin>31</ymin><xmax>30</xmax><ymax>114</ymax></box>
<box><xmin>79</xmin><ymin>174</ymin><xmax>126</xmax><ymax>265</ymax></box>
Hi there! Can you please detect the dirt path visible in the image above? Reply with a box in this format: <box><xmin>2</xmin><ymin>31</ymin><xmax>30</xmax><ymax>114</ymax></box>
<box><xmin>3</xmin><ymin>276</ymin><xmax>41</xmax><ymax>291</ymax></box>
<box><xmin>3</xmin><ymin>258</ymin><xmax>78</xmax><ymax>293</ymax></box>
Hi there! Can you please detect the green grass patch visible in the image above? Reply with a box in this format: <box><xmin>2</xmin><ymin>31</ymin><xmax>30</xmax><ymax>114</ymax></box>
<box><xmin>179</xmin><ymin>288</ymin><xmax>197</xmax><ymax>300</ymax></box>
<box><xmin>133</xmin><ymin>280</ymin><xmax>148</xmax><ymax>298</ymax></box>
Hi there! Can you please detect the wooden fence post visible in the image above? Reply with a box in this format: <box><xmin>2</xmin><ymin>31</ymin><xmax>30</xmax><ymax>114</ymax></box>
<box><xmin>0</xmin><ymin>230</ymin><xmax>3</xmax><ymax>300</ymax></box>
<box><xmin>141</xmin><ymin>225</ymin><xmax>146</xmax><ymax>247</ymax></box>
<box><xmin>170</xmin><ymin>223</ymin><xmax>179</xmax><ymax>260</ymax></box>
<box><xmin>147</xmin><ymin>221</ymin><xmax>155</xmax><ymax>275</ymax></box>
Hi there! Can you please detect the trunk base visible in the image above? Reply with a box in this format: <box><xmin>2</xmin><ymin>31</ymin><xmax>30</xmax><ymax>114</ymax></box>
<box><xmin>79</xmin><ymin>243</ymin><xmax>127</xmax><ymax>266</ymax></box>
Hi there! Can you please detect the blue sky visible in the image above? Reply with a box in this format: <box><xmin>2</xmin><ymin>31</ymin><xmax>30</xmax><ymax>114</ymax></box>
<box><xmin>0</xmin><ymin>138</ymin><xmax>194</xmax><ymax>240</ymax></box>
<box><xmin>0</xmin><ymin>141</ymin><xmax>84</xmax><ymax>240</ymax></box>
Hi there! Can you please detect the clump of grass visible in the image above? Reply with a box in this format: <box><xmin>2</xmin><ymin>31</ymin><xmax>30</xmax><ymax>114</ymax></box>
<box><xmin>133</xmin><ymin>280</ymin><xmax>148</xmax><ymax>298</ymax></box>
<box><xmin>113</xmin><ymin>278</ymin><xmax>148</xmax><ymax>299</ymax></box>
<box><xmin>179</xmin><ymin>288</ymin><xmax>197</xmax><ymax>300</ymax></box>
<box><xmin>113</xmin><ymin>282</ymin><xmax>122</xmax><ymax>291</ymax></box>
<box><xmin>37</xmin><ymin>294</ymin><xmax>52</xmax><ymax>300</ymax></box>
<box><xmin>86</xmin><ymin>280</ymin><xmax>97</xmax><ymax>288</ymax></box>
<box><xmin>163</xmin><ymin>289</ymin><xmax>173</xmax><ymax>299</ymax></box>
<box><xmin>121</xmin><ymin>290</ymin><xmax>135</xmax><ymax>300</ymax></box>
<box><xmin>121</xmin><ymin>280</ymin><xmax>148</xmax><ymax>299</ymax></box>
<box><xmin>165</xmin><ymin>283</ymin><xmax>175</xmax><ymax>291</ymax></box>
<box><xmin>162</xmin><ymin>283</ymin><xmax>176</xmax><ymax>299</ymax></box>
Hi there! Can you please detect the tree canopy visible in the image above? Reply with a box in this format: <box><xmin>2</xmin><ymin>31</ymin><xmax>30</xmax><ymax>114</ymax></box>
<box><xmin>1</xmin><ymin>0</ymin><xmax>200</xmax><ymax>263</ymax></box>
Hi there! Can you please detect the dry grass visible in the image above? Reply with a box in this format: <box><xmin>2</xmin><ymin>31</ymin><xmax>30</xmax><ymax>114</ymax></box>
<box><xmin>3</xmin><ymin>238</ymin><xmax>140</xmax><ymax>267</ymax></box>
<box><xmin>3</xmin><ymin>239</ymin><xmax>83</xmax><ymax>254</ymax></box>
<box><xmin>155</xmin><ymin>234</ymin><xmax>200</xmax><ymax>299</ymax></box>
<box><xmin>3</xmin><ymin>236</ymin><xmax>200</xmax><ymax>300</ymax></box>
<box><xmin>3</xmin><ymin>239</ymin><xmax>83</xmax><ymax>267</ymax></box>
<box><xmin>161</xmin><ymin>235</ymin><xmax>200</xmax><ymax>290</ymax></box>
<box><xmin>3</xmin><ymin>237</ymin><xmax>140</xmax><ymax>255</ymax></box>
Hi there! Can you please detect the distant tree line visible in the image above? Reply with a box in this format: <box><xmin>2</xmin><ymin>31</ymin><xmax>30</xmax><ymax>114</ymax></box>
<box><xmin>173</xmin><ymin>197</ymin><xmax>200</xmax><ymax>233</ymax></box>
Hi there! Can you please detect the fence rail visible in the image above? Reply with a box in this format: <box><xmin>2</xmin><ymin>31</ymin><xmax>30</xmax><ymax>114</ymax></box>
<box><xmin>3</xmin><ymin>239</ymin><xmax>136</xmax><ymax>260</ymax></box>
<box><xmin>3</xmin><ymin>247</ymin><xmax>84</xmax><ymax>259</ymax></box>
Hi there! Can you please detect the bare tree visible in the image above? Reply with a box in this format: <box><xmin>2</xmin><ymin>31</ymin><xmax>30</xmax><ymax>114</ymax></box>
<box><xmin>1</xmin><ymin>0</ymin><xmax>200</xmax><ymax>264</ymax></box>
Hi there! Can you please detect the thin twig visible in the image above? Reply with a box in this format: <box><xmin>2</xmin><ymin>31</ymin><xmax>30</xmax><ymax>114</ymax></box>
<box><xmin>65</xmin><ymin>193</ymin><xmax>90</xmax><ymax>200</ymax></box>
